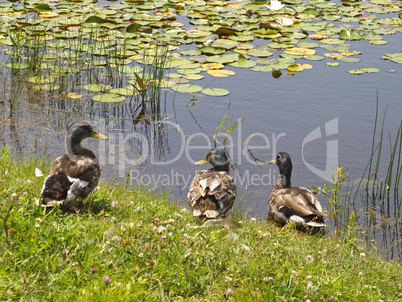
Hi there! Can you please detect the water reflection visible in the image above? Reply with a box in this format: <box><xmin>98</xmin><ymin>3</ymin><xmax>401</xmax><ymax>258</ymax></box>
<box><xmin>1</xmin><ymin>1</ymin><xmax>402</xmax><ymax>261</ymax></box>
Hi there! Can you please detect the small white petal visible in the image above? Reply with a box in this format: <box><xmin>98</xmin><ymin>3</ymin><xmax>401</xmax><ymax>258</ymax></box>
<box><xmin>35</xmin><ymin>168</ymin><xmax>44</xmax><ymax>177</ymax></box>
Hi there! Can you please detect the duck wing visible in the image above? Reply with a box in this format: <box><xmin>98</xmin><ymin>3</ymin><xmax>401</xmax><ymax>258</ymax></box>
<box><xmin>41</xmin><ymin>150</ymin><xmax>100</xmax><ymax>209</ymax></box>
<box><xmin>269</xmin><ymin>185</ymin><xmax>325</xmax><ymax>225</ymax></box>
<box><xmin>188</xmin><ymin>170</ymin><xmax>236</xmax><ymax>218</ymax></box>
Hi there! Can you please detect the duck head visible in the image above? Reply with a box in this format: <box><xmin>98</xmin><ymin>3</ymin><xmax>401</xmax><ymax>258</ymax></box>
<box><xmin>195</xmin><ymin>149</ymin><xmax>230</xmax><ymax>172</ymax></box>
<box><xmin>269</xmin><ymin>151</ymin><xmax>292</xmax><ymax>187</ymax></box>
<box><xmin>67</xmin><ymin>122</ymin><xmax>108</xmax><ymax>155</ymax></box>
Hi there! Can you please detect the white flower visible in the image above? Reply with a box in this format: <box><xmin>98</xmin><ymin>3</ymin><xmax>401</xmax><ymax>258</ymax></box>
<box><xmin>267</xmin><ymin>0</ymin><xmax>285</xmax><ymax>11</ymax></box>
<box><xmin>263</xmin><ymin>276</ymin><xmax>273</xmax><ymax>282</ymax></box>
<box><xmin>111</xmin><ymin>235</ymin><xmax>121</xmax><ymax>242</ymax></box>
<box><xmin>276</xmin><ymin>17</ymin><xmax>294</xmax><ymax>26</ymax></box>
<box><xmin>250</xmin><ymin>217</ymin><xmax>256</xmax><ymax>222</ymax></box>
<box><xmin>225</xmin><ymin>276</ymin><xmax>233</xmax><ymax>282</ymax></box>
<box><xmin>35</xmin><ymin>168</ymin><xmax>44</xmax><ymax>177</ymax></box>
<box><xmin>138</xmin><ymin>253</ymin><xmax>143</xmax><ymax>257</ymax></box>
<box><xmin>32</xmin><ymin>198</ymin><xmax>40</xmax><ymax>206</ymax></box>
<box><xmin>305</xmin><ymin>255</ymin><xmax>314</xmax><ymax>263</ymax></box>
<box><xmin>241</xmin><ymin>244</ymin><xmax>251</xmax><ymax>251</ymax></box>
<box><xmin>203</xmin><ymin>38</ymin><xmax>214</xmax><ymax>46</ymax></box>
<box><xmin>156</xmin><ymin>226</ymin><xmax>166</xmax><ymax>233</ymax></box>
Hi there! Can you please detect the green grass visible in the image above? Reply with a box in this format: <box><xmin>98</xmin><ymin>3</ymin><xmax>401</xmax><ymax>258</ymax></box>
<box><xmin>0</xmin><ymin>150</ymin><xmax>401</xmax><ymax>301</ymax></box>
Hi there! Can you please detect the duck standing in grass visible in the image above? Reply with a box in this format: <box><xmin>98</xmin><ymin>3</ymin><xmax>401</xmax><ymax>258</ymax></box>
<box><xmin>188</xmin><ymin>149</ymin><xmax>237</xmax><ymax>218</ymax></box>
<box><xmin>268</xmin><ymin>152</ymin><xmax>325</xmax><ymax>229</ymax></box>
<box><xmin>41</xmin><ymin>122</ymin><xmax>108</xmax><ymax>211</ymax></box>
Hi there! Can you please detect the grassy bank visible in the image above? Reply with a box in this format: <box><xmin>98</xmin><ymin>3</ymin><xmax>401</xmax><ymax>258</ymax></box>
<box><xmin>0</xmin><ymin>150</ymin><xmax>401</xmax><ymax>301</ymax></box>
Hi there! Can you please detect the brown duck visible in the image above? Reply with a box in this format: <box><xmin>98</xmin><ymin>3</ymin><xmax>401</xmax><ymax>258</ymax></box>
<box><xmin>41</xmin><ymin>122</ymin><xmax>108</xmax><ymax>211</ymax></box>
<box><xmin>268</xmin><ymin>152</ymin><xmax>326</xmax><ymax>228</ymax></box>
<box><xmin>188</xmin><ymin>149</ymin><xmax>236</xmax><ymax>218</ymax></box>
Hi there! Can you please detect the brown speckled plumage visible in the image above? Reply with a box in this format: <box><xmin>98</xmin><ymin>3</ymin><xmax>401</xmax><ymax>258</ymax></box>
<box><xmin>268</xmin><ymin>152</ymin><xmax>325</xmax><ymax>228</ymax></box>
<box><xmin>188</xmin><ymin>149</ymin><xmax>237</xmax><ymax>218</ymax></box>
<box><xmin>41</xmin><ymin>122</ymin><xmax>107</xmax><ymax>211</ymax></box>
<box><xmin>188</xmin><ymin>169</ymin><xmax>236</xmax><ymax>218</ymax></box>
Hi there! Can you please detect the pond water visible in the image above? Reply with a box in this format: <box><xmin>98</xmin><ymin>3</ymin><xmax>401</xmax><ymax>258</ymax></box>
<box><xmin>0</xmin><ymin>0</ymin><xmax>401</xmax><ymax>260</ymax></box>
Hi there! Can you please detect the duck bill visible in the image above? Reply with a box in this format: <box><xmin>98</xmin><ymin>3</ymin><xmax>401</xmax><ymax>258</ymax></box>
<box><xmin>269</xmin><ymin>159</ymin><xmax>277</xmax><ymax>164</ymax></box>
<box><xmin>91</xmin><ymin>130</ymin><xmax>108</xmax><ymax>140</ymax></box>
<box><xmin>195</xmin><ymin>158</ymin><xmax>208</xmax><ymax>165</ymax></box>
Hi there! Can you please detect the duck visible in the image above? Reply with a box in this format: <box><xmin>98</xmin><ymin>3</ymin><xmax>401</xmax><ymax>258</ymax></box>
<box><xmin>188</xmin><ymin>149</ymin><xmax>237</xmax><ymax>219</ymax></box>
<box><xmin>41</xmin><ymin>122</ymin><xmax>108</xmax><ymax>211</ymax></box>
<box><xmin>268</xmin><ymin>152</ymin><xmax>325</xmax><ymax>229</ymax></box>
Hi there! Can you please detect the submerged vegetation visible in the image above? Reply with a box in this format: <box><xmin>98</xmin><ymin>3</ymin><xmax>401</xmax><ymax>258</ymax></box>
<box><xmin>1</xmin><ymin>148</ymin><xmax>402</xmax><ymax>301</ymax></box>
<box><xmin>0</xmin><ymin>0</ymin><xmax>402</xmax><ymax>102</ymax></box>
<box><xmin>348</xmin><ymin>103</ymin><xmax>402</xmax><ymax>261</ymax></box>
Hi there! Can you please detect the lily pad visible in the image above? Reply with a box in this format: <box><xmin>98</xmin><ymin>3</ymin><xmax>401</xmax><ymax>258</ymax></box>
<box><xmin>34</xmin><ymin>84</ymin><xmax>60</xmax><ymax>91</ymax></box>
<box><xmin>85</xmin><ymin>16</ymin><xmax>106</xmax><ymax>24</ymax></box>
<box><xmin>201</xmin><ymin>88</ymin><xmax>230</xmax><ymax>96</ymax></box>
<box><xmin>284</xmin><ymin>47</ymin><xmax>316</xmax><ymax>56</ymax></box>
<box><xmin>304</xmin><ymin>55</ymin><xmax>324</xmax><ymax>61</ymax></box>
<box><xmin>206</xmin><ymin>54</ymin><xmax>239</xmax><ymax>64</ymax></box>
<box><xmin>251</xmin><ymin>65</ymin><xmax>273</xmax><ymax>72</ymax></box>
<box><xmin>109</xmin><ymin>86</ymin><xmax>139</xmax><ymax>96</ymax></box>
<box><xmin>184</xmin><ymin>74</ymin><xmax>204</xmax><ymax>80</ymax></box>
<box><xmin>6</xmin><ymin>63</ymin><xmax>29</xmax><ymax>69</ymax></box>
<box><xmin>326</xmin><ymin>62</ymin><xmax>339</xmax><ymax>67</ymax></box>
<box><xmin>287</xmin><ymin>64</ymin><xmax>304</xmax><ymax>71</ymax></box>
<box><xmin>360</xmin><ymin>67</ymin><xmax>380</xmax><ymax>73</ymax></box>
<box><xmin>247</xmin><ymin>49</ymin><xmax>273</xmax><ymax>57</ymax></box>
<box><xmin>171</xmin><ymin>83</ymin><xmax>203</xmax><ymax>93</ymax></box>
<box><xmin>199</xmin><ymin>46</ymin><xmax>226</xmax><ymax>55</ymax></box>
<box><xmin>207</xmin><ymin>69</ymin><xmax>236</xmax><ymax>77</ymax></box>
<box><xmin>229</xmin><ymin>55</ymin><xmax>256</xmax><ymax>68</ymax></box>
<box><xmin>339</xmin><ymin>57</ymin><xmax>361</xmax><ymax>63</ymax></box>
<box><xmin>349</xmin><ymin>69</ymin><xmax>364</xmax><ymax>75</ymax></box>
<box><xmin>34</xmin><ymin>3</ymin><xmax>53</xmax><ymax>12</ymax></box>
<box><xmin>93</xmin><ymin>93</ymin><xmax>126</xmax><ymax>102</ymax></box>
<box><xmin>339</xmin><ymin>29</ymin><xmax>362</xmax><ymax>40</ymax></box>
<box><xmin>180</xmin><ymin>49</ymin><xmax>202</xmax><ymax>56</ymax></box>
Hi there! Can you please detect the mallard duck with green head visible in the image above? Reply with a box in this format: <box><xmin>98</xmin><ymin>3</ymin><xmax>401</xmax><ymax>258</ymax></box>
<box><xmin>41</xmin><ymin>122</ymin><xmax>108</xmax><ymax>211</ymax></box>
<box><xmin>188</xmin><ymin>149</ymin><xmax>237</xmax><ymax>218</ymax></box>
<box><xmin>268</xmin><ymin>152</ymin><xmax>325</xmax><ymax>229</ymax></box>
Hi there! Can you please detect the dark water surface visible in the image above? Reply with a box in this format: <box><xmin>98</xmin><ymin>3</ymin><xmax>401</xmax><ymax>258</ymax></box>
<box><xmin>1</xmin><ymin>0</ymin><xmax>402</xmax><ymax>259</ymax></box>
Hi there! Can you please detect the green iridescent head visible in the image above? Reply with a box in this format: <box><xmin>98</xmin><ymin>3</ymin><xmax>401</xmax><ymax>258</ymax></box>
<box><xmin>269</xmin><ymin>152</ymin><xmax>292</xmax><ymax>186</ymax></box>
<box><xmin>195</xmin><ymin>149</ymin><xmax>230</xmax><ymax>172</ymax></box>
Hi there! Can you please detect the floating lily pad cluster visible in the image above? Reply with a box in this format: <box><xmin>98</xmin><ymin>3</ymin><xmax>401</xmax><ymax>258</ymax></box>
<box><xmin>0</xmin><ymin>0</ymin><xmax>401</xmax><ymax>101</ymax></box>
